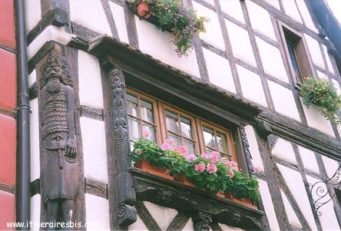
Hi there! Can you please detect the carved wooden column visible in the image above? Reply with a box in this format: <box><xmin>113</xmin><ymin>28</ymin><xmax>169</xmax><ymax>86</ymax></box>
<box><xmin>240</xmin><ymin>125</ymin><xmax>254</xmax><ymax>173</ymax></box>
<box><xmin>103</xmin><ymin>61</ymin><xmax>136</xmax><ymax>227</ymax></box>
<box><xmin>37</xmin><ymin>46</ymin><xmax>85</xmax><ymax>229</ymax></box>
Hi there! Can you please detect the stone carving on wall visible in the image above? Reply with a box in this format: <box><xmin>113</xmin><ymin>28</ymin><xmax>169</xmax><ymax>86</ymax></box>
<box><xmin>39</xmin><ymin>52</ymin><xmax>79</xmax><ymax>227</ymax></box>
<box><xmin>110</xmin><ymin>69</ymin><xmax>137</xmax><ymax>226</ymax></box>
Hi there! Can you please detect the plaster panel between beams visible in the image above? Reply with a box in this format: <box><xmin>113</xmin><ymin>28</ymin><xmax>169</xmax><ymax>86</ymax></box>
<box><xmin>85</xmin><ymin>194</ymin><xmax>110</xmax><ymax>230</ymax></box>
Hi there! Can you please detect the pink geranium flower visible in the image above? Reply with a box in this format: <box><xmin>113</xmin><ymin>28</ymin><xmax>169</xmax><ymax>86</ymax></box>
<box><xmin>201</xmin><ymin>152</ymin><xmax>210</xmax><ymax>160</ymax></box>
<box><xmin>228</xmin><ymin>170</ymin><xmax>235</xmax><ymax>178</ymax></box>
<box><xmin>224</xmin><ymin>160</ymin><xmax>239</xmax><ymax>171</ymax></box>
<box><xmin>186</xmin><ymin>153</ymin><xmax>197</xmax><ymax>162</ymax></box>
<box><xmin>175</xmin><ymin>145</ymin><xmax>187</xmax><ymax>155</ymax></box>
<box><xmin>142</xmin><ymin>128</ymin><xmax>151</xmax><ymax>138</ymax></box>
<box><xmin>207</xmin><ymin>163</ymin><xmax>217</xmax><ymax>174</ymax></box>
<box><xmin>209</xmin><ymin>151</ymin><xmax>220</xmax><ymax>164</ymax></box>
<box><xmin>161</xmin><ymin>139</ymin><xmax>175</xmax><ymax>151</ymax></box>
<box><xmin>194</xmin><ymin>163</ymin><xmax>206</xmax><ymax>172</ymax></box>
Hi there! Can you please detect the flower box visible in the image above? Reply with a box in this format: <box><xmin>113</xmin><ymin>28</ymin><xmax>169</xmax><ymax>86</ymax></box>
<box><xmin>131</xmin><ymin>138</ymin><xmax>261</xmax><ymax>206</ymax></box>
<box><xmin>126</xmin><ymin>0</ymin><xmax>206</xmax><ymax>55</ymax></box>
<box><xmin>134</xmin><ymin>159</ymin><xmax>173</xmax><ymax>180</ymax></box>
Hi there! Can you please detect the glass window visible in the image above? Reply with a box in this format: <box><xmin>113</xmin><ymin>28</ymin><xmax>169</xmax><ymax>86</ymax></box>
<box><xmin>127</xmin><ymin>92</ymin><xmax>157</xmax><ymax>147</ymax></box>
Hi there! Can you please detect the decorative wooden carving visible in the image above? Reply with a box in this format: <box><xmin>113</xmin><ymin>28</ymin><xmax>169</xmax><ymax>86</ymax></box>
<box><xmin>192</xmin><ymin>212</ymin><xmax>212</xmax><ymax>231</ymax></box>
<box><xmin>133</xmin><ymin>169</ymin><xmax>263</xmax><ymax>230</ymax></box>
<box><xmin>110</xmin><ymin>69</ymin><xmax>137</xmax><ymax>226</ymax></box>
<box><xmin>39</xmin><ymin>51</ymin><xmax>80</xmax><ymax>227</ymax></box>
<box><xmin>240</xmin><ymin>126</ymin><xmax>254</xmax><ymax>173</ymax></box>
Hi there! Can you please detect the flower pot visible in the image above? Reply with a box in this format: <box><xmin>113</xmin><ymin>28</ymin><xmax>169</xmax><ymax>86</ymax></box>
<box><xmin>174</xmin><ymin>174</ymin><xmax>195</xmax><ymax>187</ymax></box>
<box><xmin>215</xmin><ymin>192</ymin><xmax>225</xmax><ymax>199</ymax></box>
<box><xmin>225</xmin><ymin>194</ymin><xmax>257</xmax><ymax>209</ymax></box>
<box><xmin>134</xmin><ymin>159</ymin><xmax>173</xmax><ymax>180</ymax></box>
<box><xmin>136</xmin><ymin>1</ymin><xmax>151</xmax><ymax>19</ymax></box>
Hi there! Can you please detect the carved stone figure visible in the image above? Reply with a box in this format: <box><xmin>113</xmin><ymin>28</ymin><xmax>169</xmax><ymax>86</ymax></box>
<box><xmin>40</xmin><ymin>53</ymin><xmax>79</xmax><ymax>227</ymax></box>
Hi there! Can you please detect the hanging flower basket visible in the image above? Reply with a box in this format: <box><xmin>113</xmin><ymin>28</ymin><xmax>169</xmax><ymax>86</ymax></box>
<box><xmin>131</xmin><ymin>138</ymin><xmax>261</xmax><ymax>206</ymax></box>
<box><xmin>126</xmin><ymin>0</ymin><xmax>206</xmax><ymax>55</ymax></box>
<box><xmin>299</xmin><ymin>77</ymin><xmax>341</xmax><ymax>122</ymax></box>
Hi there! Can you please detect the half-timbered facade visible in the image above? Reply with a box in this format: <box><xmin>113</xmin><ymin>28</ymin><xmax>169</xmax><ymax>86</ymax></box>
<box><xmin>2</xmin><ymin>0</ymin><xmax>341</xmax><ymax>230</ymax></box>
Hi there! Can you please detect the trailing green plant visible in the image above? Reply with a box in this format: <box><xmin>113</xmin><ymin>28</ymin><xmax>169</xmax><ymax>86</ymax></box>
<box><xmin>129</xmin><ymin>0</ymin><xmax>206</xmax><ymax>55</ymax></box>
<box><xmin>131</xmin><ymin>138</ymin><xmax>260</xmax><ymax>203</ymax></box>
<box><xmin>299</xmin><ymin>77</ymin><xmax>341</xmax><ymax>122</ymax></box>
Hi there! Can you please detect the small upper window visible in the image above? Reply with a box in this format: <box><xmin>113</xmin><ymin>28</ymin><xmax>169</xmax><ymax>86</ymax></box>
<box><xmin>279</xmin><ymin>23</ymin><xmax>313</xmax><ymax>84</ymax></box>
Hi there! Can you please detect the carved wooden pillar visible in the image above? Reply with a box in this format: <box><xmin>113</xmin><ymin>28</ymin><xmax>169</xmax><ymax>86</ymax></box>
<box><xmin>192</xmin><ymin>212</ymin><xmax>212</xmax><ymax>231</ymax></box>
<box><xmin>240</xmin><ymin>125</ymin><xmax>254</xmax><ymax>173</ymax></box>
<box><xmin>37</xmin><ymin>45</ymin><xmax>85</xmax><ymax>229</ymax></box>
<box><xmin>104</xmin><ymin>64</ymin><xmax>136</xmax><ymax>227</ymax></box>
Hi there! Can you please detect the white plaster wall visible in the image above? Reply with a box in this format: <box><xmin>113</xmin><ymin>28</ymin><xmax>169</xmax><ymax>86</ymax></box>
<box><xmin>69</xmin><ymin>0</ymin><xmax>112</xmax><ymax>36</ymax></box>
<box><xmin>296</xmin><ymin>0</ymin><xmax>318</xmax><ymax>32</ymax></box>
<box><xmin>244</xmin><ymin>125</ymin><xmax>264</xmax><ymax>171</ymax></box>
<box><xmin>332</xmin><ymin>79</ymin><xmax>341</xmax><ymax>94</ymax></box>
<box><xmin>271</xmin><ymin>138</ymin><xmax>296</xmax><ymax>164</ymax></box>
<box><xmin>256</xmin><ymin>38</ymin><xmax>289</xmax><ymax>83</ymax></box>
<box><xmin>263</xmin><ymin>0</ymin><xmax>280</xmax><ymax>10</ymax></box>
<box><xmin>193</xmin><ymin>2</ymin><xmax>225</xmax><ymax>50</ymax></box>
<box><xmin>27</xmin><ymin>26</ymin><xmax>75</xmax><ymax>59</ymax></box>
<box><xmin>80</xmin><ymin>117</ymin><xmax>108</xmax><ymax>183</ymax></box>
<box><xmin>219</xmin><ymin>0</ymin><xmax>245</xmax><ymax>23</ymax></box>
<box><xmin>237</xmin><ymin>65</ymin><xmax>267</xmax><ymax>107</ymax></box>
<box><xmin>316</xmin><ymin>70</ymin><xmax>328</xmax><ymax>80</ymax></box>
<box><xmin>322</xmin><ymin>156</ymin><xmax>340</xmax><ymax>179</ymax></box>
<box><xmin>135</xmin><ymin>17</ymin><xmax>200</xmax><ymax>78</ymax></box>
<box><xmin>78</xmin><ymin>50</ymin><xmax>104</xmax><ymax>108</ymax></box>
<box><xmin>281</xmin><ymin>191</ymin><xmax>302</xmax><ymax>229</ymax></box>
<box><xmin>277</xmin><ymin>164</ymin><xmax>318</xmax><ymax>230</ymax></box>
<box><xmin>143</xmin><ymin>201</ymin><xmax>178</xmax><ymax>230</ymax></box>
<box><xmin>85</xmin><ymin>194</ymin><xmax>110</xmax><ymax>230</ymax></box>
<box><xmin>219</xmin><ymin>224</ymin><xmax>245</xmax><ymax>230</ymax></box>
<box><xmin>282</xmin><ymin>0</ymin><xmax>303</xmax><ymax>23</ymax></box>
<box><xmin>322</xmin><ymin>45</ymin><xmax>335</xmax><ymax>74</ymax></box>
<box><xmin>298</xmin><ymin>146</ymin><xmax>320</xmax><ymax>173</ymax></box>
<box><xmin>128</xmin><ymin>214</ymin><xmax>148</xmax><ymax>231</ymax></box>
<box><xmin>203</xmin><ymin>48</ymin><xmax>236</xmax><ymax>93</ymax></box>
<box><xmin>182</xmin><ymin>218</ymin><xmax>195</xmax><ymax>231</ymax></box>
<box><xmin>31</xmin><ymin>194</ymin><xmax>41</xmax><ymax>231</ymax></box>
<box><xmin>305</xmin><ymin>35</ymin><xmax>325</xmax><ymax>69</ymax></box>
<box><xmin>307</xmin><ymin>176</ymin><xmax>340</xmax><ymax>230</ymax></box>
<box><xmin>246</xmin><ymin>1</ymin><xmax>276</xmax><ymax>41</ymax></box>
<box><xmin>268</xmin><ymin>81</ymin><xmax>301</xmax><ymax>121</ymax></box>
<box><xmin>28</xmin><ymin>70</ymin><xmax>37</xmax><ymax>88</ymax></box>
<box><xmin>225</xmin><ymin>20</ymin><xmax>256</xmax><ymax>67</ymax></box>
<box><xmin>25</xmin><ymin>0</ymin><xmax>41</xmax><ymax>33</ymax></box>
<box><xmin>258</xmin><ymin>179</ymin><xmax>280</xmax><ymax>231</ymax></box>
<box><xmin>109</xmin><ymin>2</ymin><xmax>129</xmax><ymax>44</ymax></box>
<box><xmin>30</xmin><ymin>98</ymin><xmax>40</xmax><ymax>181</ymax></box>
<box><xmin>301</xmin><ymin>101</ymin><xmax>335</xmax><ymax>137</ymax></box>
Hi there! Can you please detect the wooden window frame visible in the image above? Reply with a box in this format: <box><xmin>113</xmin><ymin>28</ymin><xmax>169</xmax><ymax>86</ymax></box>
<box><xmin>278</xmin><ymin>21</ymin><xmax>313</xmax><ymax>85</ymax></box>
<box><xmin>127</xmin><ymin>88</ymin><xmax>239</xmax><ymax>163</ymax></box>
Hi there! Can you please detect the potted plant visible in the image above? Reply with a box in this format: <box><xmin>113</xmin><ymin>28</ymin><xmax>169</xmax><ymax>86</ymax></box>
<box><xmin>127</xmin><ymin>0</ymin><xmax>206</xmax><ymax>55</ymax></box>
<box><xmin>131</xmin><ymin>138</ymin><xmax>260</xmax><ymax>206</ymax></box>
<box><xmin>299</xmin><ymin>77</ymin><xmax>341</xmax><ymax>122</ymax></box>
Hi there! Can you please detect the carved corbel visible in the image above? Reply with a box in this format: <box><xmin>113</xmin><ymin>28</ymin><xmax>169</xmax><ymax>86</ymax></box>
<box><xmin>192</xmin><ymin>212</ymin><xmax>212</xmax><ymax>231</ymax></box>
<box><xmin>109</xmin><ymin>68</ymin><xmax>137</xmax><ymax>226</ymax></box>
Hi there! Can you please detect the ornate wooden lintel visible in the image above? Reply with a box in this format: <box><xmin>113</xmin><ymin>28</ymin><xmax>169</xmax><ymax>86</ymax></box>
<box><xmin>132</xmin><ymin>169</ymin><xmax>263</xmax><ymax>231</ymax></box>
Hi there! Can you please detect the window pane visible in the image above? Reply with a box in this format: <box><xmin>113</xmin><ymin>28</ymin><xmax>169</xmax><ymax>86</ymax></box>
<box><xmin>167</xmin><ymin>133</ymin><xmax>181</xmax><ymax>146</ymax></box>
<box><xmin>141</xmin><ymin>100</ymin><xmax>154</xmax><ymax>122</ymax></box>
<box><xmin>166</xmin><ymin>111</ymin><xmax>179</xmax><ymax>133</ymax></box>
<box><xmin>142</xmin><ymin>123</ymin><xmax>156</xmax><ymax>142</ymax></box>
<box><xmin>128</xmin><ymin>117</ymin><xmax>140</xmax><ymax>140</ymax></box>
<box><xmin>203</xmin><ymin>127</ymin><xmax>217</xmax><ymax>149</ymax></box>
<box><xmin>127</xmin><ymin>100</ymin><xmax>138</xmax><ymax>117</ymax></box>
<box><xmin>183</xmin><ymin>139</ymin><xmax>195</xmax><ymax>154</ymax></box>
<box><xmin>181</xmin><ymin>117</ymin><xmax>192</xmax><ymax>139</ymax></box>
<box><xmin>217</xmin><ymin>132</ymin><xmax>228</xmax><ymax>154</ymax></box>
